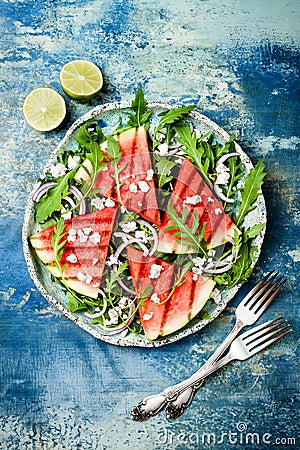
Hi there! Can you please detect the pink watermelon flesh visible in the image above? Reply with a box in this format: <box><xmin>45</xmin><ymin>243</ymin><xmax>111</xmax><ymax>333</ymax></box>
<box><xmin>76</xmin><ymin>126</ymin><xmax>161</xmax><ymax>226</ymax></box>
<box><xmin>127</xmin><ymin>246</ymin><xmax>215</xmax><ymax>340</ymax></box>
<box><xmin>157</xmin><ymin>158</ymin><xmax>237</xmax><ymax>253</ymax></box>
<box><xmin>30</xmin><ymin>207</ymin><xmax>118</xmax><ymax>298</ymax></box>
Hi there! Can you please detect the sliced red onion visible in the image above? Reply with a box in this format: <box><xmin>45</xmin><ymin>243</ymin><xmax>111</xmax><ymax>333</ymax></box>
<box><xmin>136</xmin><ymin>220</ymin><xmax>158</xmax><ymax>256</ymax></box>
<box><xmin>32</xmin><ymin>181</ymin><xmax>86</xmax><ymax>215</ymax></box>
<box><xmin>63</xmin><ymin>196</ymin><xmax>76</xmax><ymax>208</ymax></box>
<box><xmin>213</xmin><ymin>183</ymin><xmax>235</xmax><ymax>204</ymax></box>
<box><xmin>32</xmin><ymin>182</ymin><xmax>56</xmax><ymax>202</ymax></box>
<box><xmin>114</xmin><ymin>238</ymin><xmax>149</xmax><ymax>259</ymax></box>
<box><xmin>69</xmin><ymin>185</ymin><xmax>86</xmax><ymax>215</ymax></box>
<box><xmin>97</xmin><ymin>302</ymin><xmax>136</xmax><ymax>336</ymax></box>
<box><xmin>204</xmin><ymin>263</ymin><xmax>232</xmax><ymax>274</ymax></box>
<box><xmin>215</xmin><ymin>151</ymin><xmax>240</xmax><ymax>169</ymax></box>
<box><xmin>84</xmin><ymin>291</ymin><xmax>107</xmax><ymax>319</ymax></box>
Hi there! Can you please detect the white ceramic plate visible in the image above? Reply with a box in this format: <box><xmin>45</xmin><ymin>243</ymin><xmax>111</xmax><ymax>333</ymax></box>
<box><xmin>22</xmin><ymin>102</ymin><xmax>266</xmax><ymax>347</ymax></box>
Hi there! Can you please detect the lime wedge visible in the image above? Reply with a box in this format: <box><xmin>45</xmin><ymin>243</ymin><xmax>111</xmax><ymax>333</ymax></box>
<box><xmin>23</xmin><ymin>88</ymin><xmax>66</xmax><ymax>132</ymax></box>
<box><xmin>59</xmin><ymin>60</ymin><xmax>103</xmax><ymax>100</ymax></box>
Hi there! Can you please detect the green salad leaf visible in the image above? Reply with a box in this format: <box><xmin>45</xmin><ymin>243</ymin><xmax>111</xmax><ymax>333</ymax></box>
<box><xmin>235</xmin><ymin>159</ymin><xmax>266</xmax><ymax>227</ymax></box>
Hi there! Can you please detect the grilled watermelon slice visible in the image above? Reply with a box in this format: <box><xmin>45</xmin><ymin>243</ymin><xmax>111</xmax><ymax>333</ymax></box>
<box><xmin>127</xmin><ymin>246</ymin><xmax>215</xmax><ymax>340</ymax></box>
<box><xmin>75</xmin><ymin>126</ymin><xmax>161</xmax><ymax>226</ymax></box>
<box><xmin>157</xmin><ymin>158</ymin><xmax>238</xmax><ymax>253</ymax></box>
<box><xmin>30</xmin><ymin>207</ymin><xmax>118</xmax><ymax>298</ymax></box>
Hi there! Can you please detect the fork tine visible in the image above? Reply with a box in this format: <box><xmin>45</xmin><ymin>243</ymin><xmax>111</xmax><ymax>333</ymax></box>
<box><xmin>244</xmin><ymin>271</ymin><xmax>280</xmax><ymax>309</ymax></box>
<box><xmin>240</xmin><ymin>317</ymin><xmax>285</xmax><ymax>341</ymax></box>
<box><xmin>239</xmin><ymin>271</ymin><xmax>275</xmax><ymax>306</ymax></box>
<box><xmin>253</xmin><ymin>277</ymin><xmax>286</xmax><ymax>315</ymax></box>
<box><xmin>243</xmin><ymin>318</ymin><xmax>288</xmax><ymax>346</ymax></box>
<box><xmin>247</xmin><ymin>328</ymin><xmax>292</xmax><ymax>356</ymax></box>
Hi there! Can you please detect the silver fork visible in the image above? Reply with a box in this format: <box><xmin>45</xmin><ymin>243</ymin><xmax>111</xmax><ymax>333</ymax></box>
<box><xmin>130</xmin><ymin>271</ymin><xmax>286</xmax><ymax>421</ymax></box>
<box><xmin>165</xmin><ymin>317</ymin><xmax>291</xmax><ymax>418</ymax></box>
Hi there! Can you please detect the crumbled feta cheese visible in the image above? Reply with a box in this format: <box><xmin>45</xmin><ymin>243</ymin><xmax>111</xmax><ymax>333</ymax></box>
<box><xmin>129</xmin><ymin>182</ymin><xmax>138</xmax><ymax>193</ymax></box>
<box><xmin>107</xmin><ymin>255</ymin><xmax>119</xmax><ymax>266</ymax></box>
<box><xmin>105</xmin><ymin>198</ymin><xmax>115</xmax><ymax>208</ymax></box>
<box><xmin>208</xmin><ymin>249</ymin><xmax>216</xmax><ymax>257</ymax></box>
<box><xmin>91</xmin><ymin>197</ymin><xmax>105</xmax><ymax>210</ymax></box>
<box><xmin>138</xmin><ymin>180</ymin><xmax>150</xmax><ymax>193</ymax></box>
<box><xmin>192</xmin><ymin>266</ymin><xmax>204</xmax><ymax>276</ymax></box>
<box><xmin>100</xmin><ymin>140</ymin><xmax>108</xmax><ymax>151</ymax></box>
<box><xmin>77</xmin><ymin>272</ymin><xmax>86</xmax><ymax>282</ymax></box>
<box><xmin>102</xmin><ymin>165</ymin><xmax>108</xmax><ymax>171</ymax></box>
<box><xmin>66</xmin><ymin>253</ymin><xmax>77</xmax><ymax>264</ymax></box>
<box><xmin>175</xmin><ymin>157</ymin><xmax>184</xmax><ymax>165</ymax></box>
<box><xmin>150</xmin><ymin>293</ymin><xmax>161</xmax><ymax>304</ymax></box>
<box><xmin>119</xmin><ymin>296</ymin><xmax>129</xmax><ymax>307</ymax></box>
<box><xmin>207</xmin><ymin>196</ymin><xmax>215</xmax><ymax>203</ymax></box>
<box><xmin>215</xmin><ymin>163</ymin><xmax>230</xmax><ymax>185</ymax></box>
<box><xmin>67</xmin><ymin>229</ymin><xmax>77</xmax><ymax>243</ymax></box>
<box><xmin>92</xmin><ymin>258</ymin><xmax>98</xmax><ymax>266</ymax></box>
<box><xmin>89</xmin><ymin>232</ymin><xmax>101</xmax><ymax>244</ymax></box>
<box><xmin>137</xmin><ymin>201</ymin><xmax>143</xmax><ymax>207</ymax></box>
<box><xmin>83</xmin><ymin>227</ymin><xmax>93</xmax><ymax>235</ymax></box>
<box><xmin>192</xmin><ymin>256</ymin><xmax>206</xmax><ymax>268</ymax></box>
<box><xmin>184</xmin><ymin>195</ymin><xmax>202</xmax><ymax>205</ymax></box>
<box><xmin>149</xmin><ymin>264</ymin><xmax>163</xmax><ymax>279</ymax></box>
<box><xmin>77</xmin><ymin>272</ymin><xmax>92</xmax><ymax>284</ymax></box>
<box><xmin>135</xmin><ymin>230</ymin><xmax>149</xmax><ymax>243</ymax></box>
<box><xmin>192</xmin><ymin>273</ymin><xmax>199</xmax><ymax>281</ymax></box>
<box><xmin>214</xmin><ymin>208</ymin><xmax>223</xmax><ymax>215</ymax></box>
<box><xmin>108</xmin><ymin>309</ymin><xmax>119</xmax><ymax>325</ymax></box>
<box><xmin>146</xmin><ymin>169</ymin><xmax>154</xmax><ymax>181</ymax></box>
<box><xmin>67</xmin><ymin>155</ymin><xmax>81</xmax><ymax>170</ymax></box>
<box><xmin>143</xmin><ymin>312</ymin><xmax>154</xmax><ymax>321</ymax></box>
<box><xmin>157</xmin><ymin>143</ymin><xmax>169</xmax><ymax>156</ymax></box>
<box><xmin>92</xmin><ymin>282</ymin><xmax>100</xmax><ymax>288</ymax></box>
<box><xmin>120</xmin><ymin>205</ymin><xmax>126</xmax><ymax>213</ymax></box>
<box><xmin>50</xmin><ymin>163</ymin><xmax>66</xmax><ymax>178</ymax></box>
<box><xmin>78</xmin><ymin>229</ymin><xmax>88</xmax><ymax>243</ymax></box>
<box><xmin>131</xmin><ymin>173</ymin><xmax>136</xmax><ymax>179</ymax></box>
<box><xmin>120</xmin><ymin>221</ymin><xmax>137</xmax><ymax>233</ymax></box>
<box><xmin>61</xmin><ymin>209</ymin><xmax>72</xmax><ymax>220</ymax></box>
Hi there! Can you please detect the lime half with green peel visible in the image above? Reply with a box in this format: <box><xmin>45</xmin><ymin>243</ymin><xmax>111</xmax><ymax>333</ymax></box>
<box><xmin>59</xmin><ymin>60</ymin><xmax>103</xmax><ymax>100</ymax></box>
<box><xmin>23</xmin><ymin>88</ymin><xmax>66</xmax><ymax>132</ymax></box>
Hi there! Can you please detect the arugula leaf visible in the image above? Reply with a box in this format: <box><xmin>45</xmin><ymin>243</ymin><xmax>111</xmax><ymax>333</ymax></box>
<box><xmin>235</xmin><ymin>160</ymin><xmax>266</xmax><ymax>227</ymax></box>
<box><xmin>165</xmin><ymin>200</ymin><xmax>207</xmax><ymax>255</ymax></box>
<box><xmin>243</xmin><ymin>223</ymin><xmax>266</xmax><ymax>241</ymax></box>
<box><xmin>155</xmin><ymin>157</ymin><xmax>177</xmax><ymax>188</ymax></box>
<box><xmin>155</xmin><ymin>105</ymin><xmax>196</xmax><ymax>133</ymax></box>
<box><xmin>115</xmin><ymin>88</ymin><xmax>152</xmax><ymax>132</ymax></box>
<box><xmin>36</xmin><ymin>167</ymin><xmax>78</xmax><ymax>223</ymax></box>
<box><xmin>176</xmin><ymin>124</ymin><xmax>205</xmax><ymax>173</ymax></box>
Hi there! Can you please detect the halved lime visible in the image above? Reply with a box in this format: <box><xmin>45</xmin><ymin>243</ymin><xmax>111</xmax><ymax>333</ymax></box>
<box><xmin>59</xmin><ymin>60</ymin><xmax>103</xmax><ymax>100</ymax></box>
<box><xmin>23</xmin><ymin>88</ymin><xmax>66</xmax><ymax>132</ymax></box>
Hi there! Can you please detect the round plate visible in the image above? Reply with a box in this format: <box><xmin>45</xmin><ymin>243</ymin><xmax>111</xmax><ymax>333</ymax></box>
<box><xmin>22</xmin><ymin>102</ymin><xmax>267</xmax><ymax>347</ymax></box>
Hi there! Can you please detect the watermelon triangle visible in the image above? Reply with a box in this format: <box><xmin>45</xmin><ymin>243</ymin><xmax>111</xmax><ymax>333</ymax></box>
<box><xmin>30</xmin><ymin>207</ymin><xmax>118</xmax><ymax>299</ymax></box>
<box><xmin>157</xmin><ymin>158</ymin><xmax>238</xmax><ymax>253</ymax></box>
<box><xmin>127</xmin><ymin>246</ymin><xmax>215</xmax><ymax>340</ymax></box>
<box><xmin>76</xmin><ymin>126</ymin><xmax>161</xmax><ymax>226</ymax></box>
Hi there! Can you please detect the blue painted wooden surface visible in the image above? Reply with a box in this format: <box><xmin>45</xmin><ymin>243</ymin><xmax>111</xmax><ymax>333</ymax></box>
<box><xmin>0</xmin><ymin>1</ymin><xmax>299</xmax><ymax>448</ymax></box>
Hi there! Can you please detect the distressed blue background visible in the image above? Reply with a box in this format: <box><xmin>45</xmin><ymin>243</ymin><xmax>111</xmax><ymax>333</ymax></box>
<box><xmin>0</xmin><ymin>1</ymin><xmax>299</xmax><ymax>449</ymax></box>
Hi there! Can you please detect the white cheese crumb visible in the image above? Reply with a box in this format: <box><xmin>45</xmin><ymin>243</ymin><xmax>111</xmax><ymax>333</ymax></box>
<box><xmin>184</xmin><ymin>195</ymin><xmax>202</xmax><ymax>205</ymax></box>
<box><xmin>131</xmin><ymin>173</ymin><xmax>136</xmax><ymax>179</ymax></box>
<box><xmin>108</xmin><ymin>309</ymin><xmax>119</xmax><ymax>325</ymax></box>
<box><xmin>66</xmin><ymin>254</ymin><xmax>77</xmax><ymax>264</ymax></box>
<box><xmin>137</xmin><ymin>201</ymin><xmax>143</xmax><ymax>207</ymax></box>
<box><xmin>135</xmin><ymin>230</ymin><xmax>149</xmax><ymax>243</ymax></box>
<box><xmin>120</xmin><ymin>205</ymin><xmax>126</xmax><ymax>213</ymax></box>
<box><xmin>61</xmin><ymin>209</ymin><xmax>72</xmax><ymax>220</ymax></box>
<box><xmin>138</xmin><ymin>180</ymin><xmax>150</xmax><ymax>193</ymax></box>
<box><xmin>50</xmin><ymin>163</ymin><xmax>66</xmax><ymax>178</ymax></box>
<box><xmin>105</xmin><ymin>198</ymin><xmax>115</xmax><ymax>207</ymax></box>
<box><xmin>129</xmin><ymin>182</ymin><xmax>138</xmax><ymax>193</ymax></box>
<box><xmin>149</xmin><ymin>264</ymin><xmax>163</xmax><ymax>279</ymax></box>
<box><xmin>120</xmin><ymin>221</ymin><xmax>137</xmax><ymax>233</ymax></box>
<box><xmin>78</xmin><ymin>229</ymin><xmax>88</xmax><ymax>243</ymax></box>
<box><xmin>89</xmin><ymin>232</ymin><xmax>101</xmax><ymax>244</ymax></box>
<box><xmin>143</xmin><ymin>312</ymin><xmax>154</xmax><ymax>321</ymax></box>
<box><xmin>157</xmin><ymin>143</ymin><xmax>169</xmax><ymax>156</ymax></box>
<box><xmin>83</xmin><ymin>227</ymin><xmax>93</xmax><ymax>235</ymax></box>
<box><xmin>146</xmin><ymin>169</ymin><xmax>154</xmax><ymax>181</ymax></box>
<box><xmin>150</xmin><ymin>293</ymin><xmax>161</xmax><ymax>304</ymax></box>
<box><xmin>67</xmin><ymin>155</ymin><xmax>81</xmax><ymax>170</ymax></box>
<box><xmin>107</xmin><ymin>255</ymin><xmax>119</xmax><ymax>266</ymax></box>
<box><xmin>91</xmin><ymin>197</ymin><xmax>105</xmax><ymax>210</ymax></box>
<box><xmin>67</xmin><ymin>230</ymin><xmax>77</xmax><ymax>243</ymax></box>
<box><xmin>192</xmin><ymin>257</ymin><xmax>205</xmax><ymax>268</ymax></box>
<box><xmin>77</xmin><ymin>272</ymin><xmax>92</xmax><ymax>284</ymax></box>
<box><xmin>92</xmin><ymin>258</ymin><xmax>99</xmax><ymax>266</ymax></box>
<box><xmin>214</xmin><ymin>208</ymin><xmax>223</xmax><ymax>215</ymax></box>
<box><xmin>207</xmin><ymin>196</ymin><xmax>215</xmax><ymax>203</ymax></box>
